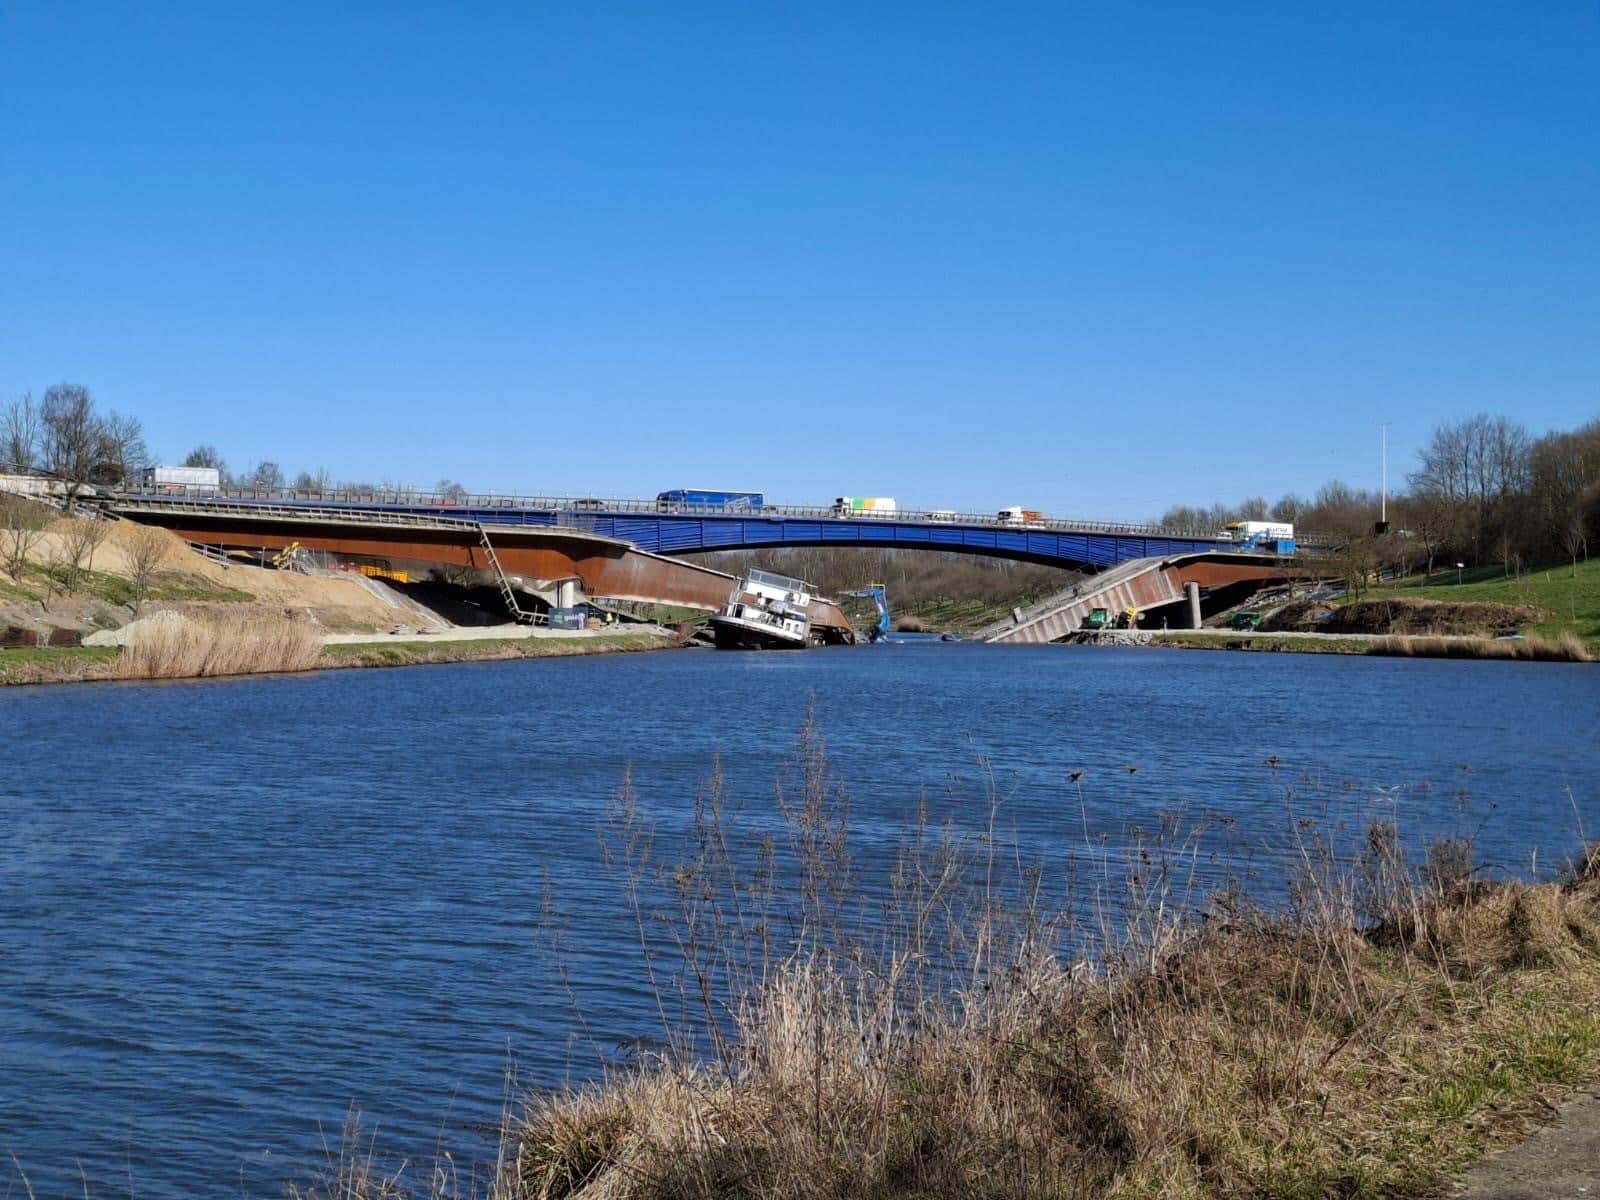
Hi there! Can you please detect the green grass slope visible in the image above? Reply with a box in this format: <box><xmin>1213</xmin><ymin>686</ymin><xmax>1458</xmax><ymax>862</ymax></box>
<box><xmin>1359</xmin><ymin>558</ymin><xmax>1600</xmax><ymax>644</ymax></box>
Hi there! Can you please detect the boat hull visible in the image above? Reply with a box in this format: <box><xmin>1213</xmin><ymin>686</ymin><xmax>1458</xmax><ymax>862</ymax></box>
<box><xmin>709</xmin><ymin>615</ymin><xmax>809</xmax><ymax>651</ymax></box>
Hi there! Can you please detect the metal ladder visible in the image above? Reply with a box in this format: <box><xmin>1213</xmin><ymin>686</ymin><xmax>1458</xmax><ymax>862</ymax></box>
<box><xmin>475</xmin><ymin>523</ymin><xmax>542</xmax><ymax>625</ymax></box>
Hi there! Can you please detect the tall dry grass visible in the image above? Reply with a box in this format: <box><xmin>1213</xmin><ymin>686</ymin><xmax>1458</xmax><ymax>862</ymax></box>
<box><xmin>1368</xmin><ymin>632</ymin><xmax>1592</xmax><ymax>662</ymax></box>
<box><xmin>114</xmin><ymin>614</ymin><xmax>323</xmax><ymax>679</ymax></box>
<box><xmin>292</xmin><ymin>721</ymin><xmax>1600</xmax><ymax>1200</ymax></box>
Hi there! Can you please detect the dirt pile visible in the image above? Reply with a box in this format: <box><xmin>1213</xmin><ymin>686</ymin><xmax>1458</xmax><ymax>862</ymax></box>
<box><xmin>1268</xmin><ymin>597</ymin><xmax>1541</xmax><ymax>636</ymax></box>
<box><xmin>0</xmin><ymin>518</ymin><xmax>422</xmax><ymax>639</ymax></box>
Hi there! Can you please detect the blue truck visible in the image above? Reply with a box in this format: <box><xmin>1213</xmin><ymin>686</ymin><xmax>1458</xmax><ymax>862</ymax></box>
<box><xmin>656</xmin><ymin>489</ymin><xmax>765</xmax><ymax>512</ymax></box>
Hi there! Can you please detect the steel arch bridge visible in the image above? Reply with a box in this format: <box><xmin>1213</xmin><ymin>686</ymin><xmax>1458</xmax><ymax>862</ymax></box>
<box><xmin>111</xmin><ymin>491</ymin><xmax>1257</xmax><ymax>574</ymax></box>
<box><xmin>548</xmin><ymin>511</ymin><xmax>1230</xmax><ymax>572</ymax></box>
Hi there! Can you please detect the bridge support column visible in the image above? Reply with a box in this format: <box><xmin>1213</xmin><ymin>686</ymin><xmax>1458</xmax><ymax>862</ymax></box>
<box><xmin>1185</xmin><ymin>581</ymin><xmax>1202</xmax><ymax>629</ymax></box>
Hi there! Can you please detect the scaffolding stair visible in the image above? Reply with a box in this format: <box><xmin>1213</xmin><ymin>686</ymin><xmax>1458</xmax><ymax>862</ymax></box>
<box><xmin>476</xmin><ymin>523</ymin><xmax>543</xmax><ymax>625</ymax></box>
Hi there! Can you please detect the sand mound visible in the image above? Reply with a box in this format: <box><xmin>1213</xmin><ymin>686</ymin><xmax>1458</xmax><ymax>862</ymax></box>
<box><xmin>83</xmin><ymin>610</ymin><xmax>196</xmax><ymax>647</ymax></box>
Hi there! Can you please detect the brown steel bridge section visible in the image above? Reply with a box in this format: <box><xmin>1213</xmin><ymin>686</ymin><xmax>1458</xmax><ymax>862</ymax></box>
<box><xmin>110</xmin><ymin>500</ymin><xmax>858</xmax><ymax>640</ymax></box>
<box><xmin>981</xmin><ymin>551</ymin><xmax>1321</xmax><ymax>644</ymax></box>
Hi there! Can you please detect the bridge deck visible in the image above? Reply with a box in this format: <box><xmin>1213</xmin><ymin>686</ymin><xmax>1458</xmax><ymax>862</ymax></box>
<box><xmin>105</xmin><ymin>490</ymin><xmax>1321</xmax><ymax>574</ymax></box>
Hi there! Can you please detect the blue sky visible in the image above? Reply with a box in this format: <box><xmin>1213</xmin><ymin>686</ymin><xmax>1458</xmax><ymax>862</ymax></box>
<box><xmin>3</xmin><ymin>2</ymin><xmax>1596</xmax><ymax>516</ymax></box>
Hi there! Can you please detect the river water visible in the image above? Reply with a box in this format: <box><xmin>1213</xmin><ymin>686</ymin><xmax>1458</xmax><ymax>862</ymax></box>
<box><xmin>3</xmin><ymin>643</ymin><xmax>1598</xmax><ymax>1197</ymax></box>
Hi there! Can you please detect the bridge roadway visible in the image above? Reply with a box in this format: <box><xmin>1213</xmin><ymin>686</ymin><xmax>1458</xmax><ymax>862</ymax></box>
<box><xmin>104</xmin><ymin>497</ymin><xmax>861</xmax><ymax>641</ymax></box>
<box><xmin>111</xmin><ymin>489</ymin><xmax>1317</xmax><ymax>573</ymax></box>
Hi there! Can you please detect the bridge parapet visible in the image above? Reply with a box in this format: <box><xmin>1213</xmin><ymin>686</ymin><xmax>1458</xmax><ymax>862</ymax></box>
<box><xmin>114</xmin><ymin>486</ymin><xmax>1339</xmax><ymax>548</ymax></box>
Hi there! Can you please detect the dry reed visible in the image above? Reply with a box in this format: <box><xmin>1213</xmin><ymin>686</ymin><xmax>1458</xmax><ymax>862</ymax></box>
<box><xmin>114</xmin><ymin>613</ymin><xmax>323</xmax><ymax>679</ymax></box>
<box><xmin>1367</xmin><ymin>632</ymin><xmax>1592</xmax><ymax>662</ymax></box>
<box><xmin>292</xmin><ymin>724</ymin><xmax>1600</xmax><ymax>1200</ymax></box>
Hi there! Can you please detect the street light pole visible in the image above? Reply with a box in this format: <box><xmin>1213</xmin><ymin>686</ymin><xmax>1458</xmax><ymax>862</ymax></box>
<box><xmin>1380</xmin><ymin>421</ymin><xmax>1390</xmax><ymax>526</ymax></box>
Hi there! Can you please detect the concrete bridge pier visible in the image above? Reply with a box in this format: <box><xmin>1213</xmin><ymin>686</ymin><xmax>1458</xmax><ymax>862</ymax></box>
<box><xmin>1185</xmin><ymin>581</ymin><xmax>1202</xmax><ymax>629</ymax></box>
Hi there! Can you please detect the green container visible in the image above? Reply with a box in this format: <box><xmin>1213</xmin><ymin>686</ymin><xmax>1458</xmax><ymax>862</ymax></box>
<box><xmin>548</xmin><ymin>608</ymin><xmax>587</xmax><ymax>630</ymax></box>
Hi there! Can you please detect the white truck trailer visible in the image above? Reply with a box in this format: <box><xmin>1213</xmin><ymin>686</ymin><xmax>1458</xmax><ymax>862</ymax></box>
<box><xmin>138</xmin><ymin>466</ymin><xmax>222</xmax><ymax>494</ymax></box>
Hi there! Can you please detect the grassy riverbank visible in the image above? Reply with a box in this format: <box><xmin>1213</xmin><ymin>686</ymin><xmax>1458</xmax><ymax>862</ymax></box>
<box><xmin>1152</xmin><ymin>629</ymin><xmax>1593</xmax><ymax>661</ymax></box>
<box><xmin>505</xmin><ymin>879</ymin><xmax>1600</xmax><ymax>1200</ymax></box>
<box><xmin>0</xmin><ymin>645</ymin><xmax>121</xmax><ymax>685</ymax></box>
<box><xmin>0</xmin><ymin>629</ymin><xmax>679</xmax><ymax>686</ymax></box>
<box><xmin>1352</xmin><ymin>557</ymin><xmax>1600</xmax><ymax>645</ymax></box>
<box><xmin>323</xmin><ymin>631</ymin><xmax>678</xmax><ymax>670</ymax></box>
<box><xmin>1154</xmin><ymin>630</ymin><xmax>1377</xmax><ymax>654</ymax></box>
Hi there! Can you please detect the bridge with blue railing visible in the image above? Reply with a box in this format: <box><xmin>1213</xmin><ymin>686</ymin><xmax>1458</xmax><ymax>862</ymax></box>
<box><xmin>104</xmin><ymin>488</ymin><xmax>1329</xmax><ymax>574</ymax></box>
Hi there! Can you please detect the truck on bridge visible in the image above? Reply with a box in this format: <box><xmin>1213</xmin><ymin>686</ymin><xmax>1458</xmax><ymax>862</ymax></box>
<box><xmin>137</xmin><ymin>466</ymin><xmax>221</xmax><ymax>495</ymax></box>
<box><xmin>656</xmin><ymin>489</ymin><xmax>764</xmax><ymax>511</ymax></box>
<box><xmin>833</xmin><ymin>496</ymin><xmax>897</xmax><ymax>517</ymax></box>
<box><xmin>1220</xmin><ymin>521</ymin><xmax>1296</xmax><ymax>553</ymax></box>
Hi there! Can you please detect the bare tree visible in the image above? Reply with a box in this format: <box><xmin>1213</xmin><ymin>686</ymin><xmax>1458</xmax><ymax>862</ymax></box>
<box><xmin>1335</xmin><ymin>534</ymin><xmax>1379</xmax><ymax>599</ymax></box>
<box><xmin>1530</xmin><ymin>419</ymin><xmax>1600</xmax><ymax>558</ymax></box>
<box><xmin>0</xmin><ymin>499</ymin><xmax>43</xmax><ymax>581</ymax></box>
<box><xmin>125</xmin><ymin>525</ymin><xmax>169</xmax><ymax>609</ymax></box>
<box><xmin>435</xmin><ymin>478</ymin><xmax>468</xmax><ymax>502</ymax></box>
<box><xmin>93</xmin><ymin>411</ymin><xmax>151</xmax><ymax>486</ymax></box>
<box><xmin>57</xmin><ymin>517</ymin><xmax>110</xmax><ymax>592</ymax></box>
<box><xmin>1302</xmin><ymin>480</ymin><xmax>1377</xmax><ymax>539</ymax></box>
<box><xmin>1271</xmin><ymin>493</ymin><xmax>1305</xmax><ymax>524</ymax></box>
<box><xmin>1399</xmin><ymin>487</ymin><xmax>1460</xmax><ymax>580</ymax></box>
<box><xmin>1564</xmin><ymin>513</ymin><xmax>1588</xmax><ymax>576</ymax></box>
<box><xmin>2</xmin><ymin>392</ymin><xmax>39</xmax><ymax>471</ymax></box>
<box><xmin>39</xmin><ymin>383</ymin><xmax>103</xmax><ymax>508</ymax></box>
<box><xmin>246</xmin><ymin>461</ymin><xmax>284</xmax><ymax>491</ymax></box>
<box><xmin>184</xmin><ymin>445</ymin><xmax>228</xmax><ymax>479</ymax></box>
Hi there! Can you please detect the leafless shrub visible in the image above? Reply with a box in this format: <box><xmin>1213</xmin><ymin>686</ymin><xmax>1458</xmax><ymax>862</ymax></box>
<box><xmin>52</xmin><ymin>517</ymin><xmax>110</xmax><ymax>593</ymax></box>
<box><xmin>0</xmin><ymin>498</ymin><xmax>44</xmax><ymax>581</ymax></box>
<box><xmin>124</xmin><ymin>524</ymin><xmax>170</xmax><ymax>609</ymax></box>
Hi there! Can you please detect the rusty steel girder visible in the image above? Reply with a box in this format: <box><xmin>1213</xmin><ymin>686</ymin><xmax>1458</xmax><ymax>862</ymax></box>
<box><xmin>115</xmin><ymin>505</ymin><xmax>857</xmax><ymax>638</ymax></box>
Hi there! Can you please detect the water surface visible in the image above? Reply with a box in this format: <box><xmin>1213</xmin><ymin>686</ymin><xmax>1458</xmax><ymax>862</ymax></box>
<box><xmin>3</xmin><ymin>645</ymin><xmax>1597</xmax><ymax>1197</ymax></box>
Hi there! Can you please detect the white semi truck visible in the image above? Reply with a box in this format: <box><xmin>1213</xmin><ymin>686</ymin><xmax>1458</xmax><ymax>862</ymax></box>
<box><xmin>833</xmin><ymin>496</ymin><xmax>897</xmax><ymax>518</ymax></box>
<box><xmin>138</xmin><ymin>466</ymin><xmax>222</xmax><ymax>494</ymax></box>
<box><xmin>1220</xmin><ymin>521</ymin><xmax>1294</xmax><ymax>542</ymax></box>
<box><xmin>1220</xmin><ymin>521</ymin><xmax>1296</xmax><ymax>552</ymax></box>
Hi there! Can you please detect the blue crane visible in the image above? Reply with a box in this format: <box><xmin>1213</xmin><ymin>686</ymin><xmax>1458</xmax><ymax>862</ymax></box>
<box><xmin>840</xmin><ymin>584</ymin><xmax>891</xmax><ymax>642</ymax></box>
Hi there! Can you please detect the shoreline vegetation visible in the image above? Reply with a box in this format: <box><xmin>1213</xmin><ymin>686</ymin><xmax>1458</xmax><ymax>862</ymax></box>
<box><xmin>288</xmin><ymin>730</ymin><xmax>1600</xmax><ymax>1200</ymax></box>
<box><xmin>0</xmin><ymin>620</ymin><xmax>679</xmax><ymax>686</ymax></box>
<box><xmin>1150</xmin><ymin>629</ymin><xmax>1593</xmax><ymax>662</ymax></box>
<box><xmin>2</xmin><ymin>623</ymin><xmax>1592</xmax><ymax>688</ymax></box>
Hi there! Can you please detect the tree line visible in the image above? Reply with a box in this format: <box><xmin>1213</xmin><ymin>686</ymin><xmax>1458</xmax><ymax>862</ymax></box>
<box><xmin>1158</xmin><ymin>411</ymin><xmax>1599</xmax><ymax>576</ymax></box>
<box><xmin>1</xmin><ymin>385</ymin><xmax>150</xmax><ymax>505</ymax></box>
<box><xmin>2</xmin><ymin>384</ymin><xmax>466</xmax><ymax>500</ymax></box>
